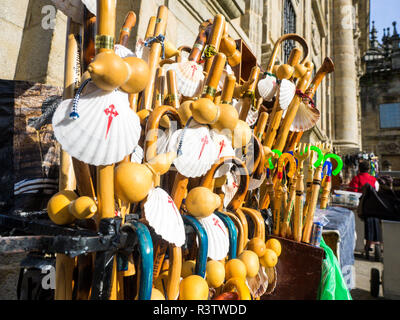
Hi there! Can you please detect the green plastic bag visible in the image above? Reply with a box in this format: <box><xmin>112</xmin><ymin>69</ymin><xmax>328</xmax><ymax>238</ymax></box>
<box><xmin>317</xmin><ymin>237</ymin><xmax>352</xmax><ymax>300</ymax></box>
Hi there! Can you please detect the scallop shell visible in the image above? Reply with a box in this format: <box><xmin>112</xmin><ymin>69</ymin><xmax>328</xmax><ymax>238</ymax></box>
<box><xmin>246</xmin><ymin>266</ymin><xmax>269</xmax><ymax>298</ymax></box>
<box><xmin>114</xmin><ymin>44</ymin><xmax>136</xmax><ymax>59</ymax></box>
<box><xmin>246</xmin><ymin>107</ymin><xmax>259</xmax><ymax>127</ymax></box>
<box><xmin>156</xmin><ymin>129</ymin><xmax>174</xmax><ymax>155</ymax></box>
<box><xmin>257</xmin><ymin>75</ymin><xmax>278</xmax><ymax>101</ymax></box>
<box><xmin>131</xmin><ymin>145</ymin><xmax>144</xmax><ymax>164</ymax></box>
<box><xmin>279</xmin><ymin>79</ymin><xmax>296</xmax><ymax>110</ymax></box>
<box><xmin>290</xmin><ymin>102</ymin><xmax>321</xmax><ymax>132</ymax></box>
<box><xmin>221</xmin><ymin>170</ymin><xmax>240</xmax><ymax>209</ymax></box>
<box><xmin>164</xmin><ymin>61</ymin><xmax>205</xmax><ymax>98</ymax></box>
<box><xmin>167</xmin><ymin>122</ymin><xmax>218</xmax><ymax>178</ymax></box>
<box><xmin>52</xmin><ymin>88</ymin><xmax>140</xmax><ymax>166</ymax></box>
<box><xmin>51</xmin><ymin>0</ymin><xmax>96</xmax><ymax>23</ymax></box>
<box><xmin>143</xmin><ymin>188</ymin><xmax>186</xmax><ymax>247</ymax></box>
<box><xmin>233</xmin><ymin>99</ymin><xmax>242</xmax><ymax>114</ymax></box>
<box><xmin>210</xmin><ymin>130</ymin><xmax>235</xmax><ymax>178</ymax></box>
<box><xmin>198</xmin><ymin>213</ymin><xmax>230</xmax><ymax>260</ymax></box>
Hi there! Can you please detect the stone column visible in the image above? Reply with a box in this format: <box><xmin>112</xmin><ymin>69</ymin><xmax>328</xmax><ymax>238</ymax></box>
<box><xmin>332</xmin><ymin>0</ymin><xmax>360</xmax><ymax>151</ymax></box>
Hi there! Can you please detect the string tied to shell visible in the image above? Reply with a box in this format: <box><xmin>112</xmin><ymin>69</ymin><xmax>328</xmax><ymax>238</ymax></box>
<box><xmin>144</xmin><ymin>34</ymin><xmax>166</xmax><ymax>59</ymax></box>
<box><xmin>295</xmin><ymin>89</ymin><xmax>316</xmax><ymax>108</ymax></box>
<box><xmin>69</xmin><ymin>78</ymin><xmax>92</xmax><ymax>120</ymax></box>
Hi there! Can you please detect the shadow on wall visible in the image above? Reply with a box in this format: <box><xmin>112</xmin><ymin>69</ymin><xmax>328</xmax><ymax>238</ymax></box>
<box><xmin>14</xmin><ymin>0</ymin><xmax>55</xmax><ymax>83</ymax></box>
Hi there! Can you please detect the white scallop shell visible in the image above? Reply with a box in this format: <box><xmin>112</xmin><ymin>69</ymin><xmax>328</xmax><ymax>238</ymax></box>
<box><xmin>233</xmin><ymin>99</ymin><xmax>242</xmax><ymax>114</ymax></box>
<box><xmin>246</xmin><ymin>107</ymin><xmax>259</xmax><ymax>127</ymax></box>
<box><xmin>246</xmin><ymin>266</ymin><xmax>269</xmax><ymax>298</ymax></box>
<box><xmin>221</xmin><ymin>170</ymin><xmax>240</xmax><ymax>209</ymax></box>
<box><xmin>210</xmin><ymin>130</ymin><xmax>235</xmax><ymax>178</ymax></box>
<box><xmin>167</xmin><ymin>122</ymin><xmax>218</xmax><ymax>178</ymax></box>
<box><xmin>131</xmin><ymin>145</ymin><xmax>144</xmax><ymax>164</ymax></box>
<box><xmin>290</xmin><ymin>102</ymin><xmax>321</xmax><ymax>132</ymax></box>
<box><xmin>51</xmin><ymin>0</ymin><xmax>96</xmax><ymax>23</ymax></box>
<box><xmin>114</xmin><ymin>44</ymin><xmax>136</xmax><ymax>58</ymax></box>
<box><xmin>164</xmin><ymin>61</ymin><xmax>205</xmax><ymax>98</ymax></box>
<box><xmin>279</xmin><ymin>79</ymin><xmax>296</xmax><ymax>110</ymax></box>
<box><xmin>144</xmin><ymin>188</ymin><xmax>186</xmax><ymax>247</ymax></box>
<box><xmin>257</xmin><ymin>75</ymin><xmax>278</xmax><ymax>101</ymax></box>
<box><xmin>52</xmin><ymin>88</ymin><xmax>140</xmax><ymax>166</ymax></box>
<box><xmin>198</xmin><ymin>213</ymin><xmax>229</xmax><ymax>261</ymax></box>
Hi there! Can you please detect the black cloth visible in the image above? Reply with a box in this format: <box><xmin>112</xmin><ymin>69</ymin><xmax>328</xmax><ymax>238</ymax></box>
<box><xmin>364</xmin><ymin>217</ymin><xmax>382</xmax><ymax>242</ymax></box>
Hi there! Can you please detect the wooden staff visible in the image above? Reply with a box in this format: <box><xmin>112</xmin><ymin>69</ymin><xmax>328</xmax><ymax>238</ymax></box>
<box><xmin>139</xmin><ymin>6</ymin><xmax>168</xmax><ymax>110</ymax></box>
<box><xmin>55</xmin><ymin>19</ymin><xmax>80</xmax><ymax>301</ymax></box>
<box><xmin>280</xmin><ymin>173</ymin><xmax>297</xmax><ymax>238</ymax></box>
<box><xmin>82</xmin><ymin>8</ymin><xmax>96</xmax><ymax>72</ymax></box>
<box><xmin>221</xmin><ymin>74</ymin><xmax>236</xmax><ymax>104</ymax></box>
<box><xmin>263</xmin><ymin>48</ymin><xmax>302</xmax><ymax>149</ymax></box>
<box><xmin>203</xmin><ymin>53</ymin><xmax>227</xmax><ymax>100</ymax></box>
<box><xmin>254</xmin><ymin>111</ymin><xmax>269</xmax><ymax>141</ymax></box>
<box><xmin>320</xmin><ymin>175</ymin><xmax>331</xmax><ymax>209</ymax></box>
<box><xmin>238</xmin><ymin>66</ymin><xmax>261</xmax><ymax>121</ymax></box>
<box><xmin>165</xmin><ymin>69</ymin><xmax>179</xmax><ymax>109</ymax></box>
<box><xmin>154</xmin><ymin>67</ymin><xmax>165</xmax><ymax>109</ymax></box>
<box><xmin>292</xmin><ymin>143</ymin><xmax>310</xmax><ymax>242</ymax></box>
<box><xmin>203</xmin><ymin>14</ymin><xmax>226</xmax><ymax>75</ymax></box>
<box><xmin>118</xmin><ymin>11</ymin><xmax>136</xmax><ymax>47</ymax></box>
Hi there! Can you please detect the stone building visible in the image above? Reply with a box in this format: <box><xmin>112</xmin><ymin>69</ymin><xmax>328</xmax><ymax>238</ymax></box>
<box><xmin>360</xmin><ymin>21</ymin><xmax>400</xmax><ymax>171</ymax></box>
<box><xmin>0</xmin><ymin>0</ymin><xmax>370</xmax><ymax>153</ymax></box>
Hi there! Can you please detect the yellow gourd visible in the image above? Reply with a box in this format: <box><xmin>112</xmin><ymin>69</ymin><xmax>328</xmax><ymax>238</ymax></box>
<box><xmin>206</xmin><ymin>260</ymin><xmax>225</xmax><ymax>288</ymax></box>
<box><xmin>179</xmin><ymin>275</ymin><xmax>209</xmax><ymax>300</ymax></box>
<box><xmin>238</xmin><ymin>250</ymin><xmax>260</xmax><ymax>278</ymax></box>
<box><xmin>47</xmin><ymin>190</ymin><xmax>78</xmax><ymax>225</ymax></box>
<box><xmin>185</xmin><ymin>187</ymin><xmax>221</xmax><ymax>218</ymax></box>
<box><xmin>68</xmin><ymin>196</ymin><xmax>97</xmax><ymax>220</ymax></box>
<box><xmin>232</xmin><ymin>120</ymin><xmax>252</xmax><ymax>148</ymax></box>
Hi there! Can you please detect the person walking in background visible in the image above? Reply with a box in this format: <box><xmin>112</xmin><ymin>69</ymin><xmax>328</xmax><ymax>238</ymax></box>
<box><xmin>348</xmin><ymin>161</ymin><xmax>382</xmax><ymax>261</ymax></box>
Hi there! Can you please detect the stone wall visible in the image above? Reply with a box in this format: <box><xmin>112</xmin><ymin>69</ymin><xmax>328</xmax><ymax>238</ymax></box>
<box><xmin>360</xmin><ymin>71</ymin><xmax>400</xmax><ymax>170</ymax></box>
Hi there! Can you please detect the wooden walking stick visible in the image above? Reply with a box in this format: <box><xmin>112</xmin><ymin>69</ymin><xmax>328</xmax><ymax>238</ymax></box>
<box><xmin>55</xmin><ymin>18</ymin><xmax>80</xmax><ymax>301</ymax></box>
<box><xmin>302</xmin><ymin>142</ymin><xmax>332</xmax><ymax>243</ymax></box>
<box><xmin>139</xmin><ymin>6</ymin><xmax>168</xmax><ymax>110</ymax></box>
<box><xmin>238</xmin><ymin>66</ymin><xmax>261</xmax><ymax>122</ymax></box>
<box><xmin>292</xmin><ymin>143</ymin><xmax>310</xmax><ymax>242</ymax></box>
<box><xmin>203</xmin><ymin>14</ymin><xmax>226</xmax><ymax>75</ymax></box>
<box><xmin>280</xmin><ymin>172</ymin><xmax>297</xmax><ymax>238</ymax></box>
<box><xmin>263</xmin><ymin>47</ymin><xmax>304</xmax><ymax>149</ymax></box>
<box><xmin>272</xmin><ymin>153</ymin><xmax>296</xmax><ymax>235</ymax></box>
<box><xmin>144</xmin><ymin>106</ymin><xmax>184</xmax><ymax>300</ymax></box>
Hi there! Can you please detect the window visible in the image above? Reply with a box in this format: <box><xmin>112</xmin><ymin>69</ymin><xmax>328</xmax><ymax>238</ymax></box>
<box><xmin>283</xmin><ymin>0</ymin><xmax>296</xmax><ymax>63</ymax></box>
<box><xmin>379</xmin><ymin>103</ymin><xmax>400</xmax><ymax>128</ymax></box>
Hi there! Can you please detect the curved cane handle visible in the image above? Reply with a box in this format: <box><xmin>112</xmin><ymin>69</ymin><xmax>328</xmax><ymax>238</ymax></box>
<box><xmin>223</xmin><ymin>277</ymin><xmax>251</xmax><ymax>300</ymax></box>
<box><xmin>240</xmin><ymin>207</ymin><xmax>265</xmax><ymax>241</ymax></box>
<box><xmin>306</xmin><ymin>145</ymin><xmax>324</xmax><ymax>168</ymax></box>
<box><xmin>215</xmin><ymin>211</ymin><xmax>238</xmax><ymax>259</ymax></box>
<box><xmin>121</xmin><ymin>221</ymin><xmax>153</xmax><ymax>300</ymax></box>
<box><xmin>201</xmin><ymin>157</ymin><xmax>249</xmax><ymax>212</ymax></box>
<box><xmin>144</xmin><ymin>105</ymin><xmax>183</xmax><ymax>161</ymax></box>
<box><xmin>277</xmin><ymin>153</ymin><xmax>297</xmax><ymax>179</ymax></box>
<box><xmin>223</xmin><ymin>210</ymin><xmax>247</xmax><ymax>256</ymax></box>
<box><xmin>323</xmin><ymin>153</ymin><xmax>343</xmax><ymax>176</ymax></box>
<box><xmin>266</xmin><ymin>34</ymin><xmax>309</xmax><ymax>73</ymax></box>
<box><xmin>182</xmin><ymin>215</ymin><xmax>208</xmax><ymax>278</ymax></box>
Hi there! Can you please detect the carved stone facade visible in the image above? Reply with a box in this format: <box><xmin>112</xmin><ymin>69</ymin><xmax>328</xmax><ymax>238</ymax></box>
<box><xmin>360</xmin><ymin>21</ymin><xmax>400</xmax><ymax>170</ymax></box>
<box><xmin>0</xmin><ymin>0</ymin><xmax>370</xmax><ymax>152</ymax></box>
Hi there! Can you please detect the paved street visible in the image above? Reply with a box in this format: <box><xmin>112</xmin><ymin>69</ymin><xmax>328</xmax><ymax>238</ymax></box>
<box><xmin>350</xmin><ymin>255</ymin><xmax>385</xmax><ymax>300</ymax></box>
